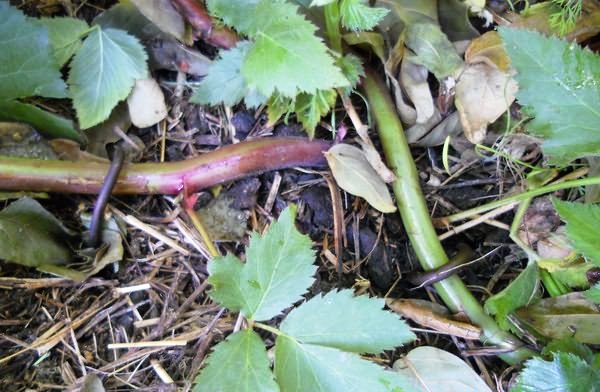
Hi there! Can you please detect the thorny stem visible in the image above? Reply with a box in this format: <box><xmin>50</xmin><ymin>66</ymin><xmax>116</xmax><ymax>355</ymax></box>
<box><xmin>0</xmin><ymin>137</ymin><xmax>330</xmax><ymax>195</ymax></box>
<box><xmin>362</xmin><ymin>68</ymin><xmax>535</xmax><ymax>365</ymax></box>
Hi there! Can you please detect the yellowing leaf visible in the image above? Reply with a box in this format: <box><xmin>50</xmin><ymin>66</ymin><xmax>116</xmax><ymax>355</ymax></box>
<box><xmin>455</xmin><ymin>63</ymin><xmax>517</xmax><ymax>144</ymax></box>
<box><xmin>325</xmin><ymin>144</ymin><xmax>396</xmax><ymax>213</ymax></box>
<box><xmin>465</xmin><ymin>31</ymin><xmax>511</xmax><ymax>72</ymax></box>
<box><xmin>515</xmin><ymin>293</ymin><xmax>600</xmax><ymax>344</ymax></box>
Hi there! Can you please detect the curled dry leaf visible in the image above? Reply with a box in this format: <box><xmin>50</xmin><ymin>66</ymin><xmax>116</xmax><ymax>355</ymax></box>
<box><xmin>465</xmin><ymin>31</ymin><xmax>511</xmax><ymax>71</ymax></box>
<box><xmin>386</xmin><ymin>298</ymin><xmax>481</xmax><ymax>340</ymax></box>
<box><xmin>127</xmin><ymin>78</ymin><xmax>168</xmax><ymax>128</ymax></box>
<box><xmin>400</xmin><ymin>58</ymin><xmax>434</xmax><ymax>124</ymax></box>
<box><xmin>455</xmin><ymin>63</ymin><xmax>517</xmax><ymax>144</ymax></box>
<box><xmin>325</xmin><ymin>144</ymin><xmax>396</xmax><ymax>213</ymax></box>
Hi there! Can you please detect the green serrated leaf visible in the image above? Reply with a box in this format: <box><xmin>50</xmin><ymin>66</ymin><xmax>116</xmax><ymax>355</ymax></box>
<box><xmin>275</xmin><ymin>335</ymin><xmax>418</xmax><ymax>392</ymax></box>
<box><xmin>39</xmin><ymin>17</ymin><xmax>89</xmax><ymax>67</ymax></box>
<box><xmin>68</xmin><ymin>27</ymin><xmax>148</xmax><ymax>129</ymax></box>
<box><xmin>243</xmin><ymin>205</ymin><xmax>316</xmax><ymax>320</ymax></box>
<box><xmin>280</xmin><ymin>289</ymin><xmax>415</xmax><ymax>354</ymax></box>
<box><xmin>405</xmin><ymin>23</ymin><xmax>464</xmax><ymax>80</ymax></box>
<box><xmin>208</xmin><ymin>205</ymin><xmax>317</xmax><ymax>321</ymax></box>
<box><xmin>584</xmin><ymin>283</ymin><xmax>600</xmax><ymax>304</ymax></box>
<box><xmin>266</xmin><ymin>93</ymin><xmax>294</xmax><ymax>126</ymax></box>
<box><xmin>513</xmin><ymin>353</ymin><xmax>599</xmax><ymax>392</ymax></box>
<box><xmin>484</xmin><ymin>262</ymin><xmax>540</xmax><ymax>330</ymax></box>
<box><xmin>0</xmin><ymin>197</ymin><xmax>73</xmax><ymax>269</ymax></box>
<box><xmin>0</xmin><ymin>2</ymin><xmax>67</xmax><ymax>100</ymax></box>
<box><xmin>206</xmin><ymin>0</ymin><xmax>260</xmax><ymax>35</ymax></box>
<box><xmin>499</xmin><ymin>27</ymin><xmax>600</xmax><ymax>165</ymax></box>
<box><xmin>193</xmin><ymin>329</ymin><xmax>279</xmax><ymax>392</ymax></box>
<box><xmin>295</xmin><ymin>89</ymin><xmax>337</xmax><ymax>138</ymax></box>
<box><xmin>207</xmin><ymin>254</ymin><xmax>246</xmax><ymax>312</ymax></box>
<box><xmin>553</xmin><ymin>199</ymin><xmax>600</xmax><ymax>266</ymax></box>
<box><xmin>191</xmin><ymin>42</ymin><xmax>251</xmax><ymax>107</ymax></box>
<box><xmin>542</xmin><ymin>338</ymin><xmax>595</xmax><ymax>364</ymax></box>
<box><xmin>339</xmin><ymin>0</ymin><xmax>389</xmax><ymax>31</ymax></box>
<box><xmin>337</xmin><ymin>53</ymin><xmax>365</xmax><ymax>90</ymax></box>
<box><xmin>241</xmin><ymin>0</ymin><xmax>349</xmax><ymax>97</ymax></box>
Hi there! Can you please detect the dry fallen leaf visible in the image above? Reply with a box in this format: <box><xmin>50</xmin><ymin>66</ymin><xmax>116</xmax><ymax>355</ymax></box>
<box><xmin>400</xmin><ymin>58</ymin><xmax>435</xmax><ymax>124</ymax></box>
<box><xmin>131</xmin><ymin>0</ymin><xmax>186</xmax><ymax>42</ymax></box>
<box><xmin>465</xmin><ymin>31</ymin><xmax>511</xmax><ymax>71</ymax></box>
<box><xmin>455</xmin><ymin>63</ymin><xmax>517</xmax><ymax>144</ymax></box>
<box><xmin>325</xmin><ymin>144</ymin><xmax>396</xmax><ymax>213</ymax></box>
<box><xmin>127</xmin><ymin>78</ymin><xmax>168</xmax><ymax>128</ymax></box>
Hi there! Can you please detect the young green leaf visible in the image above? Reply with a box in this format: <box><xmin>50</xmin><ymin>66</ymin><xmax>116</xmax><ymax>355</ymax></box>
<box><xmin>39</xmin><ymin>17</ymin><xmax>89</xmax><ymax>67</ymax></box>
<box><xmin>208</xmin><ymin>205</ymin><xmax>317</xmax><ymax>321</ymax></box>
<box><xmin>295</xmin><ymin>89</ymin><xmax>337</xmax><ymax>138</ymax></box>
<box><xmin>274</xmin><ymin>335</ymin><xmax>418</xmax><ymax>392</ymax></box>
<box><xmin>193</xmin><ymin>329</ymin><xmax>279</xmax><ymax>392</ymax></box>
<box><xmin>499</xmin><ymin>27</ymin><xmax>600</xmax><ymax>165</ymax></box>
<box><xmin>512</xmin><ymin>353</ymin><xmax>599</xmax><ymax>392</ymax></box>
<box><xmin>553</xmin><ymin>199</ymin><xmax>600</xmax><ymax>266</ymax></box>
<box><xmin>325</xmin><ymin>144</ymin><xmax>397</xmax><ymax>213</ymax></box>
<box><xmin>405</xmin><ymin>23</ymin><xmax>464</xmax><ymax>80</ymax></box>
<box><xmin>191</xmin><ymin>41</ymin><xmax>265</xmax><ymax>107</ymax></box>
<box><xmin>394</xmin><ymin>346</ymin><xmax>492</xmax><ymax>392</ymax></box>
<box><xmin>207</xmin><ymin>254</ymin><xmax>247</xmax><ymax>312</ymax></box>
<box><xmin>280</xmin><ymin>289</ymin><xmax>415</xmax><ymax>354</ymax></box>
<box><xmin>68</xmin><ymin>27</ymin><xmax>148</xmax><ymax>129</ymax></box>
<box><xmin>542</xmin><ymin>338</ymin><xmax>595</xmax><ymax>364</ymax></box>
<box><xmin>337</xmin><ymin>53</ymin><xmax>365</xmax><ymax>90</ymax></box>
<box><xmin>241</xmin><ymin>0</ymin><xmax>349</xmax><ymax>97</ymax></box>
<box><xmin>339</xmin><ymin>0</ymin><xmax>389</xmax><ymax>31</ymax></box>
<box><xmin>0</xmin><ymin>2</ymin><xmax>67</xmax><ymax>100</ymax></box>
<box><xmin>584</xmin><ymin>283</ymin><xmax>600</xmax><ymax>304</ymax></box>
<box><xmin>484</xmin><ymin>262</ymin><xmax>540</xmax><ymax>330</ymax></box>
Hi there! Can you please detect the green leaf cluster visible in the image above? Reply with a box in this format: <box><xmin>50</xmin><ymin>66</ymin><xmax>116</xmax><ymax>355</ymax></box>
<box><xmin>499</xmin><ymin>27</ymin><xmax>600</xmax><ymax>165</ymax></box>
<box><xmin>192</xmin><ymin>0</ymin><xmax>380</xmax><ymax>137</ymax></box>
<box><xmin>0</xmin><ymin>1</ymin><xmax>148</xmax><ymax>133</ymax></box>
<box><xmin>195</xmin><ymin>206</ymin><xmax>417</xmax><ymax>392</ymax></box>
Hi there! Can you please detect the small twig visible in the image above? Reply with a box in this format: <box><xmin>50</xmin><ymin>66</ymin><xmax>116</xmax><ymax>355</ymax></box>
<box><xmin>438</xmin><ymin>202</ymin><xmax>517</xmax><ymax>241</ymax></box>
<box><xmin>87</xmin><ymin>145</ymin><xmax>125</xmax><ymax>248</ymax></box>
